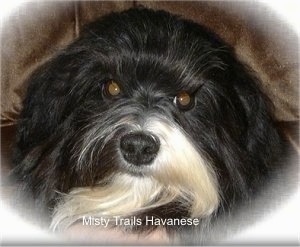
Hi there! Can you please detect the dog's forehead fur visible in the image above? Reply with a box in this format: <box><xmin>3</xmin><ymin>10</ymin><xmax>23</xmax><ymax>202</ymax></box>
<box><xmin>67</xmin><ymin>8</ymin><xmax>228</xmax><ymax>97</ymax></box>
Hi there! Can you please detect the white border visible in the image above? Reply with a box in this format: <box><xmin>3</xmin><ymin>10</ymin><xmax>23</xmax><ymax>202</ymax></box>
<box><xmin>0</xmin><ymin>0</ymin><xmax>299</xmax><ymax>245</ymax></box>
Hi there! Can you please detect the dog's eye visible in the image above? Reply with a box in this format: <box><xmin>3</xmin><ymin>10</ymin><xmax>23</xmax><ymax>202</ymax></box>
<box><xmin>103</xmin><ymin>80</ymin><xmax>121</xmax><ymax>98</ymax></box>
<box><xmin>174</xmin><ymin>91</ymin><xmax>194</xmax><ymax>110</ymax></box>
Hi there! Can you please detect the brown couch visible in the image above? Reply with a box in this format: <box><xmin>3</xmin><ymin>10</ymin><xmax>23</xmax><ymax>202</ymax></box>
<box><xmin>1</xmin><ymin>0</ymin><xmax>299</xmax><ymax>211</ymax></box>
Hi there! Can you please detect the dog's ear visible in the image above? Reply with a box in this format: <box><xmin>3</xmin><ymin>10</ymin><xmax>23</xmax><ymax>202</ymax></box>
<box><xmin>12</xmin><ymin>47</ymin><xmax>94</xmax><ymax>200</ymax></box>
<box><xmin>14</xmin><ymin>59</ymin><xmax>68</xmax><ymax>160</ymax></box>
<box><xmin>232</xmin><ymin>62</ymin><xmax>282</xmax><ymax>167</ymax></box>
<box><xmin>13</xmin><ymin>45</ymin><xmax>90</xmax><ymax>164</ymax></box>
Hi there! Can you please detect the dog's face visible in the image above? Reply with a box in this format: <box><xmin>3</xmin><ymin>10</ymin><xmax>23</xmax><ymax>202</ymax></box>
<box><xmin>13</xmin><ymin>8</ymin><xmax>281</xmax><ymax>237</ymax></box>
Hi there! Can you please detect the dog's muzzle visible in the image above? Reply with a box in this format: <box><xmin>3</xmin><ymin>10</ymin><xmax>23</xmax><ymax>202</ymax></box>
<box><xmin>120</xmin><ymin>132</ymin><xmax>160</xmax><ymax>166</ymax></box>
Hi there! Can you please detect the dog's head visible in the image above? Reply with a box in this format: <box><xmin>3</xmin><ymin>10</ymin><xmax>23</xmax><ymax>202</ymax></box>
<box><xmin>13</xmin><ymin>8</ymin><xmax>282</xmax><ymax>233</ymax></box>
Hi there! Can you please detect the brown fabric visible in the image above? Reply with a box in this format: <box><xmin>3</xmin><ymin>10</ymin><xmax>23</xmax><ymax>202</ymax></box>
<box><xmin>1</xmin><ymin>1</ymin><xmax>299</xmax><ymax>126</ymax></box>
<box><xmin>279</xmin><ymin>121</ymin><xmax>300</xmax><ymax>153</ymax></box>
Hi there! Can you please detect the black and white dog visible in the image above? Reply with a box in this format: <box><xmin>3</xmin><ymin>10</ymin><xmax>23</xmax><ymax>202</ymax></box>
<box><xmin>12</xmin><ymin>7</ymin><xmax>285</xmax><ymax>244</ymax></box>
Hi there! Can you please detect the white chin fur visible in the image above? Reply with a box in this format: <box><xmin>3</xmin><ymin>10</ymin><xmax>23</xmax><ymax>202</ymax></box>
<box><xmin>50</xmin><ymin>116</ymin><xmax>219</xmax><ymax>231</ymax></box>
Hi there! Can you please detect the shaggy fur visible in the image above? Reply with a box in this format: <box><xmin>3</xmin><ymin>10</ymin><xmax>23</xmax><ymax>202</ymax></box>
<box><xmin>12</xmin><ymin>7</ymin><xmax>283</xmax><ymax>244</ymax></box>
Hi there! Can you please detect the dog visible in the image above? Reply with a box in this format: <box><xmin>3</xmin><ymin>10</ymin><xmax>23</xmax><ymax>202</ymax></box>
<box><xmin>12</xmin><ymin>7</ymin><xmax>285</xmax><ymax>244</ymax></box>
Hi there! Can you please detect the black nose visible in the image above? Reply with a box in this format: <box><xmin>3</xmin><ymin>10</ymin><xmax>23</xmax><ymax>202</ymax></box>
<box><xmin>120</xmin><ymin>132</ymin><xmax>160</xmax><ymax>166</ymax></box>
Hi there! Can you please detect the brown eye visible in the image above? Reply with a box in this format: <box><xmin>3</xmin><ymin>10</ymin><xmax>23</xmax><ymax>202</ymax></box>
<box><xmin>174</xmin><ymin>91</ymin><xmax>194</xmax><ymax>110</ymax></box>
<box><xmin>103</xmin><ymin>80</ymin><xmax>121</xmax><ymax>97</ymax></box>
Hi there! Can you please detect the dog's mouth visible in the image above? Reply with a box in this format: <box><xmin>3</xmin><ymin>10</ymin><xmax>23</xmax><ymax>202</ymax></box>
<box><xmin>51</xmin><ymin>116</ymin><xmax>220</xmax><ymax>232</ymax></box>
<box><xmin>120</xmin><ymin>164</ymin><xmax>150</xmax><ymax>177</ymax></box>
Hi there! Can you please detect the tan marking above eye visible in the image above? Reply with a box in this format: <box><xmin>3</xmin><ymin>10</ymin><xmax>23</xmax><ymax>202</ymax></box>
<box><xmin>105</xmin><ymin>80</ymin><xmax>121</xmax><ymax>96</ymax></box>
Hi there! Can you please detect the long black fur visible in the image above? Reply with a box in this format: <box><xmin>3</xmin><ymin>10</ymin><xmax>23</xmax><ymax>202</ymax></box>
<box><xmin>12</xmin><ymin>8</ymin><xmax>284</xmax><ymax>243</ymax></box>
